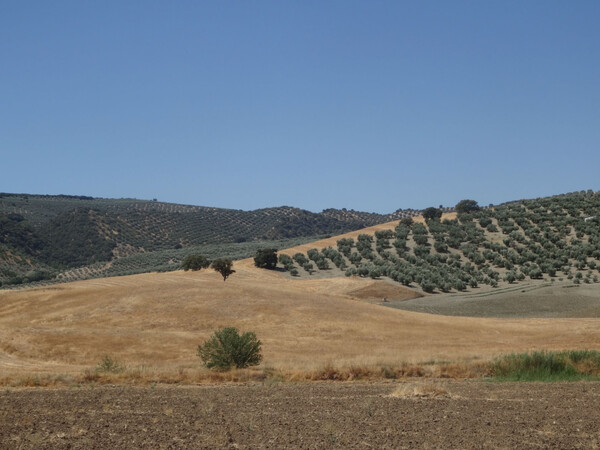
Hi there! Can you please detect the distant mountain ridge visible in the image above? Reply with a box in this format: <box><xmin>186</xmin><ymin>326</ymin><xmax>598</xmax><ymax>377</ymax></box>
<box><xmin>0</xmin><ymin>193</ymin><xmax>428</xmax><ymax>227</ymax></box>
<box><xmin>0</xmin><ymin>192</ymin><xmax>426</xmax><ymax>286</ymax></box>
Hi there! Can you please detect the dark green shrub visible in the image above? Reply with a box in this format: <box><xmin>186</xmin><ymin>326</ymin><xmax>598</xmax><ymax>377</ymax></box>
<box><xmin>278</xmin><ymin>253</ymin><xmax>296</xmax><ymax>272</ymax></box>
<box><xmin>293</xmin><ymin>253</ymin><xmax>308</xmax><ymax>265</ymax></box>
<box><xmin>434</xmin><ymin>241</ymin><xmax>448</xmax><ymax>253</ymax></box>
<box><xmin>455</xmin><ymin>199</ymin><xmax>480</xmax><ymax>214</ymax></box>
<box><xmin>348</xmin><ymin>252</ymin><xmax>362</xmax><ymax>266</ymax></box>
<box><xmin>254</xmin><ymin>248</ymin><xmax>278</xmax><ymax>269</ymax></box>
<box><xmin>395</xmin><ymin>224</ymin><xmax>410</xmax><ymax>240</ymax></box>
<box><xmin>211</xmin><ymin>258</ymin><xmax>235</xmax><ymax>281</ymax></box>
<box><xmin>181</xmin><ymin>254</ymin><xmax>210</xmax><ymax>271</ymax></box>
<box><xmin>422</xmin><ymin>207</ymin><xmax>442</xmax><ymax>221</ymax></box>
<box><xmin>303</xmin><ymin>262</ymin><xmax>314</xmax><ymax>274</ymax></box>
<box><xmin>414</xmin><ymin>234</ymin><xmax>428</xmax><ymax>246</ymax></box>
<box><xmin>374</xmin><ymin>230</ymin><xmax>394</xmax><ymax>240</ymax></box>
<box><xmin>420</xmin><ymin>280</ymin><xmax>436</xmax><ymax>293</ymax></box>
<box><xmin>400</xmin><ymin>217</ymin><xmax>414</xmax><ymax>227</ymax></box>
<box><xmin>504</xmin><ymin>271</ymin><xmax>517</xmax><ymax>283</ymax></box>
<box><xmin>278</xmin><ymin>253</ymin><xmax>293</xmax><ymax>265</ymax></box>
<box><xmin>412</xmin><ymin>223</ymin><xmax>428</xmax><ymax>235</ymax></box>
<box><xmin>413</xmin><ymin>245</ymin><xmax>430</xmax><ymax>257</ymax></box>
<box><xmin>486</xmin><ymin>223</ymin><xmax>498</xmax><ymax>232</ymax></box>
<box><xmin>336</xmin><ymin>238</ymin><xmax>354</xmax><ymax>257</ymax></box>
<box><xmin>197</xmin><ymin>327</ymin><xmax>262</xmax><ymax>371</ymax></box>
<box><xmin>315</xmin><ymin>258</ymin><xmax>330</xmax><ymax>270</ymax></box>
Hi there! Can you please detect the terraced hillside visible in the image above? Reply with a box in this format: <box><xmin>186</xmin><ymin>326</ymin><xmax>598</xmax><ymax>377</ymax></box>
<box><xmin>0</xmin><ymin>193</ymin><xmax>423</xmax><ymax>287</ymax></box>
<box><xmin>276</xmin><ymin>190</ymin><xmax>600</xmax><ymax>296</ymax></box>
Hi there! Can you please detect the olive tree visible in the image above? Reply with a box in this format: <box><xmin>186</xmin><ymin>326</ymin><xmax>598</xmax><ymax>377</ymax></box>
<box><xmin>212</xmin><ymin>258</ymin><xmax>235</xmax><ymax>281</ymax></box>
<box><xmin>254</xmin><ymin>248</ymin><xmax>278</xmax><ymax>270</ymax></box>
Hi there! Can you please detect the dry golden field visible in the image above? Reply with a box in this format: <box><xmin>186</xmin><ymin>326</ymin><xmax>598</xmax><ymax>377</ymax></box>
<box><xmin>1</xmin><ymin>219</ymin><xmax>600</xmax><ymax>385</ymax></box>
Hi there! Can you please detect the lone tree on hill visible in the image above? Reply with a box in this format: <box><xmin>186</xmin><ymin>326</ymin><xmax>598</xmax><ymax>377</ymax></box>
<box><xmin>181</xmin><ymin>254</ymin><xmax>210</xmax><ymax>271</ymax></box>
<box><xmin>211</xmin><ymin>258</ymin><xmax>235</xmax><ymax>281</ymax></box>
<box><xmin>422</xmin><ymin>207</ymin><xmax>442</xmax><ymax>221</ymax></box>
<box><xmin>455</xmin><ymin>199</ymin><xmax>480</xmax><ymax>214</ymax></box>
<box><xmin>254</xmin><ymin>248</ymin><xmax>278</xmax><ymax>269</ymax></box>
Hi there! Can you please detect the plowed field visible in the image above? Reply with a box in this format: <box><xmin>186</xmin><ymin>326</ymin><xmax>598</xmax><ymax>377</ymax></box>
<box><xmin>2</xmin><ymin>381</ymin><xmax>600</xmax><ymax>449</ymax></box>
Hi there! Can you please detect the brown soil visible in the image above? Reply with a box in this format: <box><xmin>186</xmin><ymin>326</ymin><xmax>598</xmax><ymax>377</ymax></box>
<box><xmin>2</xmin><ymin>381</ymin><xmax>600</xmax><ymax>449</ymax></box>
<box><xmin>348</xmin><ymin>281</ymin><xmax>423</xmax><ymax>301</ymax></box>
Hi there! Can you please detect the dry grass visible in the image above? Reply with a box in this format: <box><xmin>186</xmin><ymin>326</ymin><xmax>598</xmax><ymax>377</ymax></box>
<box><xmin>1</xmin><ymin>212</ymin><xmax>600</xmax><ymax>385</ymax></box>
<box><xmin>0</xmin><ymin>361</ymin><xmax>490</xmax><ymax>387</ymax></box>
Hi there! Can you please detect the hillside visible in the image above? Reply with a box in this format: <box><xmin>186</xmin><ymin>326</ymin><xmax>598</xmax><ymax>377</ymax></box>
<box><xmin>1</xmin><ymin>260</ymin><xmax>599</xmax><ymax>382</ymax></box>
<box><xmin>277</xmin><ymin>190</ymin><xmax>600</xmax><ymax>299</ymax></box>
<box><xmin>0</xmin><ymin>193</ymin><xmax>423</xmax><ymax>287</ymax></box>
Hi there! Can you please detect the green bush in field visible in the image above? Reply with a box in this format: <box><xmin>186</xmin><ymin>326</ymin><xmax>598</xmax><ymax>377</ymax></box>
<box><xmin>197</xmin><ymin>327</ymin><xmax>262</xmax><ymax>371</ymax></box>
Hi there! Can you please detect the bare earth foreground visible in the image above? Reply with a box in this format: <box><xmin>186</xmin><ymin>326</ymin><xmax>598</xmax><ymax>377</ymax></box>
<box><xmin>2</xmin><ymin>381</ymin><xmax>600</xmax><ymax>449</ymax></box>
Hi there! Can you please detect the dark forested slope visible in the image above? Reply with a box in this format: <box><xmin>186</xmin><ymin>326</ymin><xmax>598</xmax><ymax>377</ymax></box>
<box><xmin>0</xmin><ymin>193</ymin><xmax>419</xmax><ymax>285</ymax></box>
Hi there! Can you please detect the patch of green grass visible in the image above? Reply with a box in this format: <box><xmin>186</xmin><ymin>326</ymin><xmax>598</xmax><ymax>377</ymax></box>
<box><xmin>491</xmin><ymin>350</ymin><xmax>600</xmax><ymax>381</ymax></box>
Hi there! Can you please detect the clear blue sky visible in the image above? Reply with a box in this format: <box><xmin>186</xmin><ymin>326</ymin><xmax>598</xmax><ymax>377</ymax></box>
<box><xmin>2</xmin><ymin>1</ymin><xmax>599</xmax><ymax>213</ymax></box>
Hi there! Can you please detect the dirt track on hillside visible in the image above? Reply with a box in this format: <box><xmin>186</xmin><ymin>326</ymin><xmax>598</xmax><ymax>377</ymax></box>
<box><xmin>2</xmin><ymin>381</ymin><xmax>600</xmax><ymax>449</ymax></box>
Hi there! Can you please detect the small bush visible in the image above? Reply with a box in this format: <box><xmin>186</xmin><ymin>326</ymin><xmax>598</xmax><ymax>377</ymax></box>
<box><xmin>96</xmin><ymin>355</ymin><xmax>124</xmax><ymax>373</ymax></box>
<box><xmin>198</xmin><ymin>327</ymin><xmax>262</xmax><ymax>371</ymax></box>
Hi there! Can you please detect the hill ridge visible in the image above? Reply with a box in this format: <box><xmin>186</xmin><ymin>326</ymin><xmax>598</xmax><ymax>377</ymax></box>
<box><xmin>0</xmin><ymin>192</ymin><xmax>427</xmax><ymax>287</ymax></box>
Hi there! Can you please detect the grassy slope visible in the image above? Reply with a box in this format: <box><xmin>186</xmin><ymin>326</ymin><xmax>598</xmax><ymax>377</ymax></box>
<box><xmin>1</xmin><ymin>258</ymin><xmax>600</xmax><ymax>379</ymax></box>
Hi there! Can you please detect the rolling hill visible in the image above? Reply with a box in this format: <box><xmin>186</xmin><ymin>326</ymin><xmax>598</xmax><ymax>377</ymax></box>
<box><xmin>281</xmin><ymin>190</ymin><xmax>600</xmax><ymax>298</ymax></box>
<box><xmin>0</xmin><ymin>193</ymin><xmax>425</xmax><ymax>287</ymax></box>
<box><xmin>1</xmin><ymin>254</ymin><xmax>599</xmax><ymax>384</ymax></box>
<box><xmin>2</xmin><ymin>189</ymin><xmax>600</xmax><ymax>384</ymax></box>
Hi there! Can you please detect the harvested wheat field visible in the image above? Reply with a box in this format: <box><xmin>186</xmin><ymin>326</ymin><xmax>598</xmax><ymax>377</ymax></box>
<box><xmin>1</xmin><ymin>251</ymin><xmax>600</xmax><ymax>383</ymax></box>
